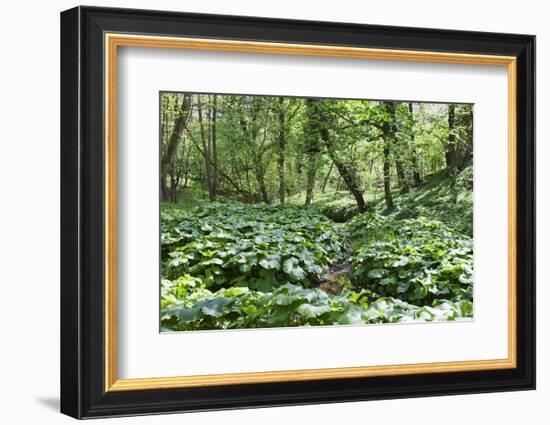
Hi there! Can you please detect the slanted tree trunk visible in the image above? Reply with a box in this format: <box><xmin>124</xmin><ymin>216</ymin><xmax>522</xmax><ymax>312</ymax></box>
<box><xmin>312</xmin><ymin>100</ymin><xmax>367</xmax><ymax>212</ymax></box>
<box><xmin>321</xmin><ymin>163</ymin><xmax>334</xmax><ymax>192</ymax></box>
<box><xmin>277</xmin><ymin>97</ymin><xmax>286</xmax><ymax>204</ymax></box>
<box><xmin>320</xmin><ymin>137</ymin><xmax>366</xmax><ymax>211</ymax></box>
<box><xmin>329</xmin><ymin>155</ymin><xmax>368</xmax><ymax>212</ymax></box>
<box><xmin>160</xmin><ymin>94</ymin><xmax>192</xmax><ymax>201</ymax></box>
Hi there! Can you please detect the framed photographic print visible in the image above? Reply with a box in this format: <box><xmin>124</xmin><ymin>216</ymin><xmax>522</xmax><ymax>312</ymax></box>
<box><xmin>60</xmin><ymin>6</ymin><xmax>535</xmax><ymax>419</ymax></box>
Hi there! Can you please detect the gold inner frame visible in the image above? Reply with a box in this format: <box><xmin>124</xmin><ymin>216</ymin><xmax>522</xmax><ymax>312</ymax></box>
<box><xmin>104</xmin><ymin>33</ymin><xmax>518</xmax><ymax>392</ymax></box>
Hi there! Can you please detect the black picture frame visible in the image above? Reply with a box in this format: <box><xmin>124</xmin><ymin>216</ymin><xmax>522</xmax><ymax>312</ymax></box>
<box><xmin>61</xmin><ymin>5</ymin><xmax>535</xmax><ymax>419</ymax></box>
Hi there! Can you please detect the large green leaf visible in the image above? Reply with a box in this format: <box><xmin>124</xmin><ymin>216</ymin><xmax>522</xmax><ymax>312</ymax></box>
<box><xmin>259</xmin><ymin>254</ymin><xmax>281</xmax><ymax>270</ymax></box>
<box><xmin>202</xmin><ymin>298</ymin><xmax>232</xmax><ymax>317</ymax></box>
<box><xmin>166</xmin><ymin>305</ymin><xmax>203</xmax><ymax>322</ymax></box>
<box><xmin>282</xmin><ymin>258</ymin><xmax>307</xmax><ymax>281</ymax></box>
<box><xmin>297</xmin><ymin>303</ymin><xmax>331</xmax><ymax>318</ymax></box>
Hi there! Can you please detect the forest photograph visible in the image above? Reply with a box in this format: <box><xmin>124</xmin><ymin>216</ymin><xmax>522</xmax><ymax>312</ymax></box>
<box><xmin>159</xmin><ymin>92</ymin><xmax>474</xmax><ymax>332</ymax></box>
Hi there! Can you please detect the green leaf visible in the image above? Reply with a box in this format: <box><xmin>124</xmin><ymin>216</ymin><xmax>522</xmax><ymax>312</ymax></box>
<box><xmin>334</xmin><ymin>306</ymin><xmax>364</xmax><ymax>324</ymax></box>
<box><xmin>411</xmin><ymin>285</ymin><xmax>428</xmax><ymax>300</ymax></box>
<box><xmin>456</xmin><ymin>191</ymin><xmax>468</xmax><ymax>203</ymax></box>
<box><xmin>254</xmin><ymin>277</ymin><xmax>277</xmax><ymax>292</ymax></box>
<box><xmin>396</xmin><ymin>281</ymin><xmax>410</xmax><ymax>293</ymax></box>
<box><xmin>273</xmin><ymin>293</ymin><xmax>298</xmax><ymax>305</ymax></box>
<box><xmin>297</xmin><ymin>303</ymin><xmax>331</xmax><ymax>318</ymax></box>
<box><xmin>392</xmin><ymin>256</ymin><xmax>409</xmax><ymax>267</ymax></box>
<box><xmin>458</xmin><ymin>300</ymin><xmax>474</xmax><ymax>316</ymax></box>
<box><xmin>201</xmin><ymin>258</ymin><xmax>224</xmax><ymax>266</ymax></box>
<box><xmin>239</xmin><ymin>262</ymin><xmax>254</xmax><ymax>273</ymax></box>
<box><xmin>202</xmin><ymin>298</ymin><xmax>232</xmax><ymax>317</ymax></box>
<box><xmin>283</xmin><ymin>258</ymin><xmax>306</xmax><ymax>281</ymax></box>
<box><xmin>167</xmin><ymin>305</ymin><xmax>203</xmax><ymax>322</ymax></box>
<box><xmin>259</xmin><ymin>254</ymin><xmax>281</xmax><ymax>270</ymax></box>
<box><xmin>459</xmin><ymin>273</ymin><xmax>473</xmax><ymax>284</ymax></box>
<box><xmin>379</xmin><ymin>276</ymin><xmax>396</xmax><ymax>286</ymax></box>
<box><xmin>222</xmin><ymin>287</ymin><xmax>249</xmax><ymax>298</ymax></box>
<box><xmin>367</xmin><ymin>268</ymin><xmax>386</xmax><ymax>279</ymax></box>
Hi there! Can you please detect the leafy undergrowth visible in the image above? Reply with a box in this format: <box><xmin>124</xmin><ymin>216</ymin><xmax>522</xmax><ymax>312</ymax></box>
<box><xmin>347</xmin><ymin>213</ymin><xmax>473</xmax><ymax>307</ymax></box>
<box><xmin>161</xmin><ymin>202</ymin><xmax>474</xmax><ymax>331</ymax></box>
<box><xmin>161</xmin><ymin>279</ymin><xmax>472</xmax><ymax>331</ymax></box>
<box><xmin>381</xmin><ymin>167</ymin><xmax>474</xmax><ymax>236</ymax></box>
<box><xmin>285</xmin><ymin>169</ymin><xmax>473</xmax><ymax>235</ymax></box>
<box><xmin>161</xmin><ymin>203</ymin><xmax>344</xmax><ymax>292</ymax></box>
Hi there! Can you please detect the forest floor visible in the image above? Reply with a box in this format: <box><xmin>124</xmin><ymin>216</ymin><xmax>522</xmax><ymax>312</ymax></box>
<box><xmin>160</xmin><ymin>169</ymin><xmax>474</xmax><ymax>331</ymax></box>
<box><xmin>286</xmin><ymin>168</ymin><xmax>473</xmax><ymax>236</ymax></box>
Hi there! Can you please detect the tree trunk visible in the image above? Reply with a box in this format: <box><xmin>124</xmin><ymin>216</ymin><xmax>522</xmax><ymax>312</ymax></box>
<box><xmin>170</xmin><ymin>168</ymin><xmax>181</xmax><ymax>203</ymax></box>
<box><xmin>408</xmin><ymin>103</ymin><xmax>422</xmax><ymax>187</ymax></box>
<box><xmin>160</xmin><ymin>174</ymin><xmax>169</xmax><ymax>203</ymax></box>
<box><xmin>197</xmin><ymin>96</ymin><xmax>215</xmax><ymax>201</ymax></box>
<box><xmin>160</xmin><ymin>96</ymin><xmax>169</xmax><ymax>200</ymax></box>
<box><xmin>395</xmin><ymin>159</ymin><xmax>409</xmax><ymax>194</ymax></box>
<box><xmin>331</xmin><ymin>156</ymin><xmax>367</xmax><ymax>212</ymax></box>
<box><xmin>239</xmin><ymin>98</ymin><xmax>270</xmax><ymax>203</ymax></box>
<box><xmin>411</xmin><ymin>155</ymin><xmax>422</xmax><ymax>187</ymax></box>
<box><xmin>446</xmin><ymin>104</ymin><xmax>457</xmax><ymax>175</ymax></box>
<box><xmin>253</xmin><ymin>128</ymin><xmax>270</xmax><ymax>204</ymax></box>
<box><xmin>190</xmin><ymin>136</ymin><xmax>252</xmax><ymax>200</ymax></box>
<box><xmin>336</xmin><ymin>178</ymin><xmax>342</xmax><ymax>192</ymax></box>
<box><xmin>381</xmin><ymin>101</ymin><xmax>395</xmax><ymax>209</ymax></box>
<box><xmin>211</xmin><ymin>95</ymin><xmax>219</xmax><ymax>200</ymax></box>
<box><xmin>160</xmin><ymin>94</ymin><xmax>192</xmax><ymax>201</ymax></box>
<box><xmin>321</xmin><ymin>163</ymin><xmax>334</xmax><ymax>192</ymax></box>
<box><xmin>320</xmin><ymin>132</ymin><xmax>366</xmax><ymax>211</ymax></box>
<box><xmin>383</xmin><ymin>144</ymin><xmax>394</xmax><ymax>208</ymax></box>
<box><xmin>313</xmin><ymin>99</ymin><xmax>367</xmax><ymax>212</ymax></box>
<box><xmin>303</xmin><ymin>99</ymin><xmax>323</xmax><ymax>206</ymax></box>
<box><xmin>254</xmin><ymin>162</ymin><xmax>270</xmax><ymax>203</ymax></box>
<box><xmin>277</xmin><ymin>97</ymin><xmax>286</xmax><ymax>204</ymax></box>
<box><xmin>182</xmin><ymin>143</ymin><xmax>191</xmax><ymax>189</ymax></box>
<box><xmin>459</xmin><ymin>105</ymin><xmax>474</xmax><ymax>169</ymax></box>
<box><xmin>305</xmin><ymin>164</ymin><xmax>316</xmax><ymax>205</ymax></box>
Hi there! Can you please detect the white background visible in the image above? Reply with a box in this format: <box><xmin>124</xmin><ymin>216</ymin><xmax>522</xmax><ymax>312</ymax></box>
<box><xmin>0</xmin><ymin>0</ymin><xmax>546</xmax><ymax>424</ymax></box>
<box><xmin>118</xmin><ymin>47</ymin><xmax>508</xmax><ymax>379</ymax></box>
